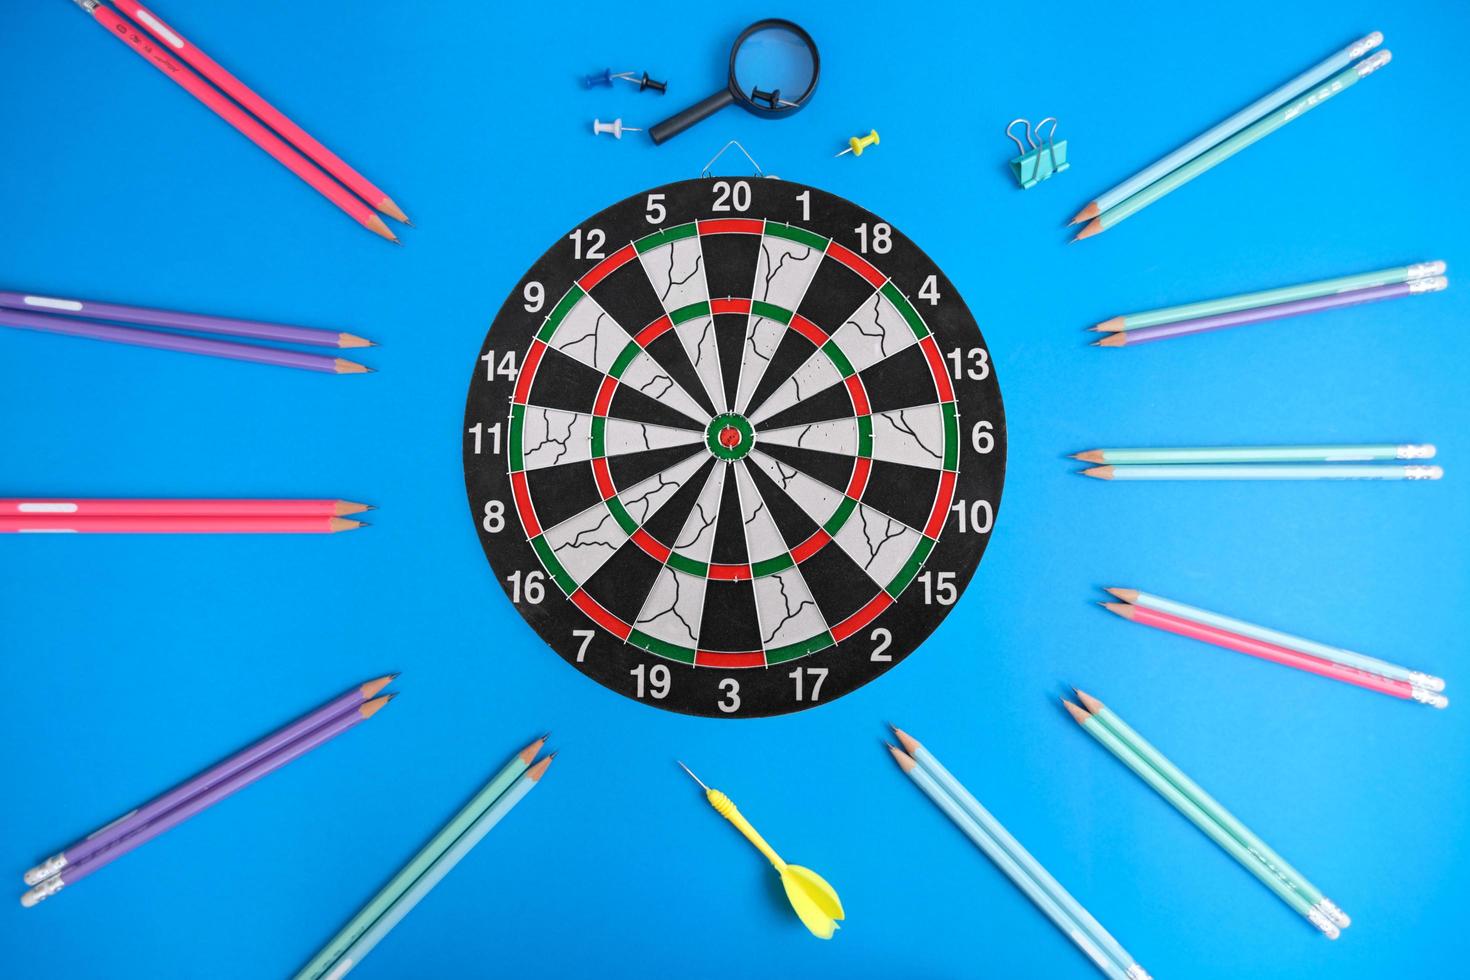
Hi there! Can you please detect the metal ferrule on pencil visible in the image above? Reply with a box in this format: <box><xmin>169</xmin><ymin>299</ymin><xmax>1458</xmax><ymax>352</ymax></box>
<box><xmin>1315</xmin><ymin>898</ymin><xmax>1352</xmax><ymax>929</ymax></box>
<box><xmin>1355</xmin><ymin>50</ymin><xmax>1392</xmax><ymax>76</ymax></box>
<box><xmin>1396</xmin><ymin>444</ymin><xmax>1438</xmax><ymax>459</ymax></box>
<box><xmin>1348</xmin><ymin>32</ymin><xmax>1384</xmax><ymax>57</ymax></box>
<box><xmin>1306</xmin><ymin>906</ymin><xmax>1341</xmax><ymax>940</ymax></box>
<box><xmin>1406</xmin><ymin>260</ymin><xmax>1448</xmax><ymax>279</ymax></box>
<box><xmin>1409</xmin><ymin>671</ymin><xmax>1447</xmax><ymax>693</ymax></box>
<box><xmin>1405</xmin><ymin>466</ymin><xmax>1444</xmax><ymax>480</ymax></box>
<box><xmin>1411</xmin><ymin>687</ymin><xmax>1450</xmax><ymax>709</ymax></box>
<box><xmin>72</xmin><ymin>0</ymin><xmax>100</xmax><ymax>11</ymax></box>
<box><xmin>1408</xmin><ymin>276</ymin><xmax>1450</xmax><ymax>293</ymax></box>
<box><xmin>20</xmin><ymin>875</ymin><xmax>64</xmax><ymax>908</ymax></box>
<box><xmin>22</xmin><ymin>854</ymin><xmax>66</xmax><ymax>887</ymax></box>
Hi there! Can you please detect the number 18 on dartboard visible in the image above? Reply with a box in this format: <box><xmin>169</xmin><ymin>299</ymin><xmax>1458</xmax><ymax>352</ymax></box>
<box><xmin>463</xmin><ymin>178</ymin><xmax>1006</xmax><ymax>717</ymax></box>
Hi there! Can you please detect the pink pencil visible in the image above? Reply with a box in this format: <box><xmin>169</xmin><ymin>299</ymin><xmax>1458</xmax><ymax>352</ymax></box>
<box><xmin>0</xmin><ymin>516</ymin><xmax>364</xmax><ymax>534</ymax></box>
<box><xmin>74</xmin><ymin>2</ymin><xmax>397</xmax><ymax>243</ymax></box>
<box><xmin>1101</xmin><ymin>602</ymin><xmax>1439</xmax><ymax>704</ymax></box>
<box><xmin>0</xmin><ymin>499</ymin><xmax>369</xmax><ymax>518</ymax></box>
<box><xmin>111</xmin><ymin>1</ymin><xmax>410</xmax><ymax>225</ymax></box>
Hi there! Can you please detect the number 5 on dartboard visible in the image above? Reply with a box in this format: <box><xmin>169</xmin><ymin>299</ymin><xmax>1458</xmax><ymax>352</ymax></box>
<box><xmin>464</xmin><ymin>178</ymin><xmax>1006</xmax><ymax>717</ymax></box>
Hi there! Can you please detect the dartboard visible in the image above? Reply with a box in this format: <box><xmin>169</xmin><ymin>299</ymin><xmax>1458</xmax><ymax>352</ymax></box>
<box><xmin>464</xmin><ymin>178</ymin><xmax>1005</xmax><ymax>717</ymax></box>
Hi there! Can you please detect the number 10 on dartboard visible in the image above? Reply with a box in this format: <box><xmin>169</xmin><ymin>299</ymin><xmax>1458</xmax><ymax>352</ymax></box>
<box><xmin>463</xmin><ymin>178</ymin><xmax>1005</xmax><ymax>717</ymax></box>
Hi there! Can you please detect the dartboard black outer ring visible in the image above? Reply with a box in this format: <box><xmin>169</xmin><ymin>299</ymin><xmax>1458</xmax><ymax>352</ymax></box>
<box><xmin>464</xmin><ymin>178</ymin><xmax>1006</xmax><ymax>718</ymax></box>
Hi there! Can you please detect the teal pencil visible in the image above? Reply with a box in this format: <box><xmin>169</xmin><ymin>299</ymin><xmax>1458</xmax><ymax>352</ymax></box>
<box><xmin>1093</xmin><ymin>261</ymin><xmax>1445</xmax><ymax>331</ymax></box>
<box><xmin>320</xmin><ymin>756</ymin><xmax>552</xmax><ymax>978</ymax></box>
<box><xmin>1106</xmin><ymin>589</ymin><xmax>1445</xmax><ymax>692</ymax></box>
<box><xmin>294</xmin><ymin>737</ymin><xmax>545</xmax><ymax>980</ymax></box>
<box><xmin>892</xmin><ymin>729</ymin><xmax>1149</xmax><ymax>980</ymax></box>
<box><xmin>1075</xmin><ymin>691</ymin><xmax>1349</xmax><ymax>931</ymax></box>
<box><xmin>1074</xmin><ymin>444</ymin><xmax>1435</xmax><ymax>465</ymax></box>
<box><xmin>1074</xmin><ymin>52</ymin><xmax>1391</xmax><ymax>240</ymax></box>
<box><xmin>1063</xmin><ymin>702</ymin><xmax>1341</xmax><ymax>939</ymax></box>
<box><xmin>889</xmin><ymin>745</ymin><xmax>1145</xmax><ymax>980</ymax></box>
<box><xmin>1082</xmin><ymin>464</ymin><xmax>1442</xmax><ymax>481</ymax></box>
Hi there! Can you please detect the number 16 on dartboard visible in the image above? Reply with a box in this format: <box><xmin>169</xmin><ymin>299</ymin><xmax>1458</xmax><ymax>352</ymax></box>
<box><xmin>463</xmin><ymin>178</ymin><xmax>1005</xmax><ymax>718</ymax></box>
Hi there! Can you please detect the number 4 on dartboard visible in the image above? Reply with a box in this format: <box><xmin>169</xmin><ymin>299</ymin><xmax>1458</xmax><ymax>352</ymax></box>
<box><xmin>463</xmin><ymin>178</ymin><xmax>1006</xmax><ymax>718</ymax></box>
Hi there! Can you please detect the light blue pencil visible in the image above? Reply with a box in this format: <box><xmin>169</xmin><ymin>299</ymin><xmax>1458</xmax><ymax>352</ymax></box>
<box><xmin>1107</xmin><ymin>589</ymin><xmax>1445</xmax><ymax>692</ymax></box>
<box><xmin>1083</xmin><ymin>464</ymin><xmax>1442</xmax><ymax>481</ymax></box>
<box><xmin>894</xmin><ymin>729</ymin><xmax>1149</xmax><ymax>980</ymax></box>
<box><xmin>1069</xmin><ymin>32</ymin><xmax>1382</xmax><ymax>224</ymax></box>
<box><xmin>890</xmin><ymin>745</ymin><xmax>1147</xmax><ymax>980</ymax></box>
<box><xmin>319</xmin><ymin>757</ymin><xmax>552</xmax><ymax>980</ymax></box>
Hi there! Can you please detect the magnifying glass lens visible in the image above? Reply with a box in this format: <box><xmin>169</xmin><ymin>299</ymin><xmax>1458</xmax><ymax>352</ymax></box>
<box><xmin>733</xmin><ymin>26</ymin><xmax>816</xmax><ymax>106</ymax></box>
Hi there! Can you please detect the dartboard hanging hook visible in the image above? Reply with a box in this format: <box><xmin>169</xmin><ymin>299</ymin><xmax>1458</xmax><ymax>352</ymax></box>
<box><xmin>699</xmin><ymin>140</ymin><xmax>778</xmax><ymax>180</ymax></box>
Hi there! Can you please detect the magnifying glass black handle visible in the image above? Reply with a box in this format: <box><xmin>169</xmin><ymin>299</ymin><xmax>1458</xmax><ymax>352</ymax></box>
<box><xmin>649</xmin><ymin>89</ymin><xmax>736</xmax><ymax>145</ymax></box>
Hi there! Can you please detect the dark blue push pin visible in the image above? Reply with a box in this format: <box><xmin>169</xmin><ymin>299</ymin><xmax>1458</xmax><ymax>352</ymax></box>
<box><xmin>583</xmin><ymin>68</ymin><xmax>619</xmax><ymax>89</ymax></box>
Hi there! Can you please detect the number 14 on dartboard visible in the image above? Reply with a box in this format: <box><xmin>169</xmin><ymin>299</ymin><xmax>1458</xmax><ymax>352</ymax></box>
<box><xmin>463</xmin><ymin>178</ymin><xmax>1006</xmax><ymax>717</ymax></box>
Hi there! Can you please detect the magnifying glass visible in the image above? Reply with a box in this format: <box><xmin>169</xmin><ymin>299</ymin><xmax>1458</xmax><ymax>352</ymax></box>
<box><xmin>649</xmin><ymin>19</ymin><xmax>820</xmax><ymax>145</ymax></box>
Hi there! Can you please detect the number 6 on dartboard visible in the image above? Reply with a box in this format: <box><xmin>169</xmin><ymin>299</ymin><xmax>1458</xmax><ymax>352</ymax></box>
<box><xmin>464</xmin><ymin>178</ymin><xmax>1006</xmax><ymax>717</ymax></box>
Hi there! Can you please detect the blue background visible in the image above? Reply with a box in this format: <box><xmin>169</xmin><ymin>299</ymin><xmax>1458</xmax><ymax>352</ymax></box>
<box><xmin>2</xmin><ymin>1</ymin><xmax>1467</xmax><ymax>976</ymax></box>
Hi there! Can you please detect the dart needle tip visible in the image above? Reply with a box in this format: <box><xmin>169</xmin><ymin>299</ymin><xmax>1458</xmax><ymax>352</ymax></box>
<box><xmin>676</xmin><ymin>760</ymin><xmax>710</xmax><ymax>791</ymax></box>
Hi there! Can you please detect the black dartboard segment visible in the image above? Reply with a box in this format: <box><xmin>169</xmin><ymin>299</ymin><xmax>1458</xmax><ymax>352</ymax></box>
<box><xmin>463</xmin><ymin>178</ymin><xmax>1006</xmax><ymax>718</ymax></box>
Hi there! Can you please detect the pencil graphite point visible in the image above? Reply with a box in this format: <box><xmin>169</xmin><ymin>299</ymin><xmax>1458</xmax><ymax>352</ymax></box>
<box><xmin>338</xmin><ymin>333</ymin><xmax>374</xmax><ymax>349</ymax></box>
<box><xmin>1071</xmin><ymin>218</ymin><xmax>1103</xmax><ymax>242</ymax></box>
<box><xmin>1069</xmin><ymin>202</ymin><xmax>1100</xmax><ymax>225</ymax></box>
<box><xmin>329</xmin><ymin>518</ymin><xmax>366</xmax><ymax>532</ymax></box>
<box><xmin>1061</xmin><ymin>699</ymin><xmax>1091</xmax><ymax>725</ymax></box>
<box><xmin>1092</xmin><ymin>316</ymin><xmax>1126</xmax><ymax>332</ymax></box>
<box><xmin>360</xmin><ymin>694</ymin><xmax>393</xmax><ymax>718</ymax></box>
<box><xmin>335</xmin><ymin>500</ymin><xmax>372</xmax><ymax>516</ymax></box>
<box><xmin>366</xmin><ymin>215</ymin><xmax>399</xmax><ymax>243</ymax></box>
<box><xmin>1105</xmin><ymin>587</ymin><xmax>1140</xmax><ymax>603</ymax></box>
<box><xmin>527</xmin><ymin>755</ymin><xmax>554</xmax><ymax>780</ymax></box>
<box><xmin>890</xmin><ymin>726</ymin><xmax>921</xmax><ymax>757</ymax></box>
<box><xmin>886</xmin><ymin>743</ymin><xmax>917</xmax><ymax>772</ymax></box>
<box><xmin>334</xmin><ymin>358</ymin><xmax>372</xmax><ymax>374</ymax></box>
<box><xmin>359</xmin><ymin>674</ymin><xmax>397</xmax><ymax>699</ymax></box>
<box><xmin>1074</xmin><ymin>690</ymin><xmax>1105</xmax><ymax>714</ymax></box>
<box><xmin>377</xmin><ymin>198</ymin><xmax>411</xmax><ymax>225</ymax></box>
<box><xmin>1081</xmin><ymin>466</ymin><xmax>1115</xmax><ymax>480</ymax></box>
<box><xmin>1072</xmin><ymin>450</ymin><xmax>1105</xmax><ymax>463</ymax></box>
<box><xmin>1095</xmin><ymin>332</ymin><xmax>1127</xmax><ymax>348</ymax></box>
<box><xmin>519</xmin><ymin>736</ymin><xmax>547</xmax><ymax>764</ymax></box>
<box><xmin>1101</xmin><ymin>602</ymin><xmax>1136</xmax><ymax>620</ymax></box>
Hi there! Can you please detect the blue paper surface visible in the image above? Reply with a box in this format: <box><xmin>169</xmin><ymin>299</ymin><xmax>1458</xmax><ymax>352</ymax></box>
<box><xmin>2</xmin><ymin>1</ymin><xmax>1467</xmax><ymax>976</ymax></box>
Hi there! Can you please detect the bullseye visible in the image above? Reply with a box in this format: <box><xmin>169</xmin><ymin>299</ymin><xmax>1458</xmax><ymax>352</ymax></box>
<box><xmin>705</xmin><ymin>412</ymin><xmax>755</xmax><ymax>461</ymax></box>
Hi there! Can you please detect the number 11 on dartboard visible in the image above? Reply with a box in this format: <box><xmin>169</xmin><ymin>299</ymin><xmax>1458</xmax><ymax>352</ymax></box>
<box><xmin>463</xmin><ymin>178</ymin><xmax>1006</xmax><ymax>718</ymax></box>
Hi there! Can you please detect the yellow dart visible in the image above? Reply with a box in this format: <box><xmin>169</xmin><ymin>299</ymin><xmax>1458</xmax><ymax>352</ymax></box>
<box><xmin>678</xmin><ymin>762</ymin><xmax>845</xmax><ymax>939</ymax></box>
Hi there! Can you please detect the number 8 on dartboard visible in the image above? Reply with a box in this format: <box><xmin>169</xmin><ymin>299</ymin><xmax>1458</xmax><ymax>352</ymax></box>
<box><xmin>463</xmin><ymin>179</ymin><xmax>1006</xmax><ymax>717</ymax></box>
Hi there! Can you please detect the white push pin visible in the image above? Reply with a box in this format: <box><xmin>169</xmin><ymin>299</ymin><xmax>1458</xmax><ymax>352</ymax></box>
<box><xmin>593</xmin><ymin>118</ymin><xmax>642</xmax><ymax>140</ymax></box>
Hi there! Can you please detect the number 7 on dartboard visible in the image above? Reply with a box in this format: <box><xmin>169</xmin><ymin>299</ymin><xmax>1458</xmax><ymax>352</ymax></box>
<box><xmin>463</xmin><ymin>178</ymin><xmax>1006</xmax><ymax>718</ymax></box>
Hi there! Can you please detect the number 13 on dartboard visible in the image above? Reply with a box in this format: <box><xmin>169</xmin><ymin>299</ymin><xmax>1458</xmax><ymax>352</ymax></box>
<box><xmin>463</xmin><ymin>179</ymin><xmax>1006</xmax><ymax>718</ymax></box>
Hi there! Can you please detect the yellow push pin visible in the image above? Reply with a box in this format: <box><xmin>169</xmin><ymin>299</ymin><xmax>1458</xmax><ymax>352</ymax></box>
<box><xmin>678</xmin><ymin>762</ymin><xmax>845</xmax><ymax>939</ymax></box>
<box><xmin>834</xmin><ymin>129</ymin><xmax>880</xmax><ymax>158</ymax></box>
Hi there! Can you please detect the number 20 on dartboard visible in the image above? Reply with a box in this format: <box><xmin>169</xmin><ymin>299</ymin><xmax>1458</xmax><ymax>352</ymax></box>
<box><xmin>463</xmin><ymin>178</ymin><xmax>1006</xmax><ymax>717</ymax></box>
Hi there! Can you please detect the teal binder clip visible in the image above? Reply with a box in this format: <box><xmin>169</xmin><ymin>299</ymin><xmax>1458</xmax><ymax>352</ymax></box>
<box><xmin>1006</xmin><ymin>117</ymin><xmax>1068</xmax><ymax>189</ymax></box>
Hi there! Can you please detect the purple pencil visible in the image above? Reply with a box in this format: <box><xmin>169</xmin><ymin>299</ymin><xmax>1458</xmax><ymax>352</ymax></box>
<box><xmin>1096</xmin><ymin>276</ymin><xmax>1448</xmax><ymax>347</ymax></box>
<box><xmin>22</xmin><ymin>676</ymin><xmax>396</xmax><ymax>888</ymax></box>
<box><xmin>21</xmin><ymin>693</ymin><xmax>394</xmax><ymax>908</ymax></box>
<box><xmin>0</xmin><ymin>290</ymin><xmax>372</xmax><ymax>349</ymax></box>
<box><xmin>0</xmin><ymin>308</ymin><xmax>370</xmax><ymax>373</ymax></box>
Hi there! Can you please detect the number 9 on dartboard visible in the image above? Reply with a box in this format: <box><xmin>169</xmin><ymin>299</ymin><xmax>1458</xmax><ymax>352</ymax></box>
<box><xmin>463</xmin><ymin>178</ymin><xmax>1006</xmax><ymax>718</ymax></box>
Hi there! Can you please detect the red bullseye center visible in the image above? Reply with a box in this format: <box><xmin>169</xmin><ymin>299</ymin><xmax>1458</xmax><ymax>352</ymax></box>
<box><xmin>718</xmin><ymin>426</ymin><xmax>741</xmax><ymax>448</ymax></box>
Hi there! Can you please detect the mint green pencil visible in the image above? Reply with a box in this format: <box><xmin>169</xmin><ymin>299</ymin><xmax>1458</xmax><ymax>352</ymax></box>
<box><xmin>1093</xmin><ymin>262</ymin><xmax>1445</xmax><ymax>331</ymax></box>
<box><xmin>1075</xmin><ymin>691</ymin><xmax>1349</xmax><ymax>931</ymax></box>
<box><xmin>294</xmin><ymin>737</ymin><xmax>546</xmax><ymax>980</ymax></box>
<box><xmin>322</xmin><ymin>757</ymin><xmax>552</xmax><ymax>978</ymax></box>
<box><xmin>1063</xmin><ymin>700</ymin><xmax>1341</xmax><ymax>939</ymax></box>
<box><xmin>1082</xmin><ymin>463</ymin><xmax>1442</xmax><ymax>481</ymax></box>
<box><xmin>1074</xmin><ymin>51</ymin><xmax>1391</xmax><ymax>240</ymax></box>
<box><xmin>1073</xmin><ymin>444</ymin><xmax>1436</xmax><ymax>465</ymax></box>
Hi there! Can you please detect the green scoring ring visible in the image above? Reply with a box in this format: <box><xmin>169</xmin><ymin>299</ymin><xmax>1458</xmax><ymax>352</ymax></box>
<box><xmin>705</xmin><ymin>413</ymin><xmax>755</xmax><ymax>461</ymax></box>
